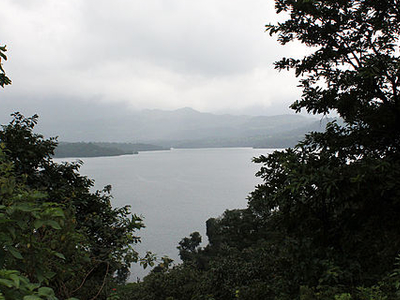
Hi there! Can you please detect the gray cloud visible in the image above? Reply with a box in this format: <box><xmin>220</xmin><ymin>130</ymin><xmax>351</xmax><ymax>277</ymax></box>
<box><xmin>0</xmin><ymin>0</ymin><xmax>306</xmax><ymax>117</ymax></box>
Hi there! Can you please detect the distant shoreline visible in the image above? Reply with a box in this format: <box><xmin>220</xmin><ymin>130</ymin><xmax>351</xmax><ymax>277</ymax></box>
<box><xmin>53</xmin><ymin>142</ymin><xmax>169</xmax><ymax>159</ymax></box>
<box><xmin>53</xmin><ymin>145</ymin><xmax>284</xmax><ymax>159</ymax></box>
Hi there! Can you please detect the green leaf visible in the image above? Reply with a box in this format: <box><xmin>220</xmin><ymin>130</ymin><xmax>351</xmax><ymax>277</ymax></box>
<box><xmin>30</xmin><ymin>191</ymin><xmax>47</xmax><ymax>200</ymax></box>
<box><xmin>16</xmin><ymin>220</ymin><xmax>27</xmax><ymax>229</ymax></box>
<box><xmin>24</xmin><ymin>283</ymin><xmax>40</xmax><ymax>292</ymax></box>
<box><xmin>53</xmin><ymin>252</ymin><xmax>66</xmax><ymax>260</ymax></box>
<box><xmin>38</xmin><ymin>287</ymin><xmax>55</xmax><ymax>297</ymax></box>
<box><xmin>9</xmin><ymin>273</ymin><xmax>20</xmax><ymax>288</ymax></box>
<box><xmin>34</xmin><ymin>220</ymin><xmax>44</xmax><ymax>230</ymax></box>
<box><xmin>7</xmin><ymin>246</ymin><xmax>23</xmax><ymax>259</ymax></box>
<box><xmin>48</xmin><ymin>208</ymin><xmax>65</xmax><ymax>218</ymax></box>
<box><xmin>36</xmin><ymin>272</ymin><xmax>45</xmax><ymax>284</ymax></box>
<box><xmin>43</xmin><ymin>271</ymin><xmax>56</xmax><ymax>280</ymax></box>
<box><xmin>23</xmin><ymin>296</ymin><xmax>42</xmax><ymax>300</ymax></box>
<box><xmin>46</xmin><ymin>220</ymin><xmax>61</xmax><ymax>230</ymax></box>
<box><xmin>0</xmin><ymin>279</ymin><xmax>14</xmax><ymax>288</ymax></box>
<box><xmin>13</xmin><ymin>204</ymin><xmax>33</xmax><ymax>212</ymax></box>
<box><xmin>7</xmin><ymin>227</ymin><xmax>16</xmax><ymax>239</ymax></box>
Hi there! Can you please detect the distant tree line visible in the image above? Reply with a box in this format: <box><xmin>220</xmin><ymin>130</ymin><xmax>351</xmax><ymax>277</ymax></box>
<box><xmin>53</xmin><ymin>142</ymin><xmax>168</xmax><ymax>158</ymax></box>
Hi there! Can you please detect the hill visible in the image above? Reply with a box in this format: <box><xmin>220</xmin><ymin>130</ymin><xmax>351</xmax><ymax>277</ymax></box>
<box><xmin>44</xmin><ymin>108</ymin><xmax>328</xmax><ymax>148</ymax></box>
<box><xmin>54</xmin><ymin>142</ymin><xmax>132</xmax><ymax>158</ymax></box>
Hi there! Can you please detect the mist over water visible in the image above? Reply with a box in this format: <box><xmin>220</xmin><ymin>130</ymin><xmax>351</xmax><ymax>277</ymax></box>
<box><xmin>56</xmin><ymin>147</ymin><xmax>277</xmax><ymax>280</ymax></box>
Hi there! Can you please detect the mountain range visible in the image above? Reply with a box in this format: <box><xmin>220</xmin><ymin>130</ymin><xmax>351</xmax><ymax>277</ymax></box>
<box><xmin>39</xmin><ymin>107</ymin><xmax>331</xmax><ymax>149</ymax></box>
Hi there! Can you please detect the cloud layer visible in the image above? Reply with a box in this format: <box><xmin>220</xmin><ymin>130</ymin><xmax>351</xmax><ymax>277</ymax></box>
<box><xmin>1</xmin><ymin>0</ymin><xmax>304</xmax><ymax>116</ymax></box>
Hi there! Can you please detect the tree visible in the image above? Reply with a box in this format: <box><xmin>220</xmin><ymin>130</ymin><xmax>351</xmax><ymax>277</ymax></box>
<box><xmin>177</xmin><ymin>232</ymin><xmax>202</xmax><ymax>262</ymax></box>
<box><xmin>0</xmin><ymin>45</ymin><xmax>12</xmax><ymax>87</ymax></box>
<box><xmin>0</xmin><ymin>44</ymin><xmax>144</xmax><ymax>299</ymax></box>
<box><xmin>0</xmin><ymin>148</ymin><xmax>75</xmax><ymax>300</ymax></box>
<box><xmin>246</xmin><ymin>0</ymin><xmax>400</xmax><ymax>295</ymax></box>
<box><xmin>266</xmin><ymin>0</ymin><xmax>400</xmax><ymax>150</ymax></box>
<box><xmin>0</xmin><ymin>113</ymin><xmax>144</xmax><ymax>299</ymax></box>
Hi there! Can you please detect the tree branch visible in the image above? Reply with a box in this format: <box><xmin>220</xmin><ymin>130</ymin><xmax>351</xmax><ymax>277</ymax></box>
<box><xmin>90</xmin><ymin>262</ymin><xmax>110</xmax><ymax>300</ymax></box>
<box><xmin>71</xmin><ymin>265</ymin><xmax>97</xmax><ymax>294</ymax></box>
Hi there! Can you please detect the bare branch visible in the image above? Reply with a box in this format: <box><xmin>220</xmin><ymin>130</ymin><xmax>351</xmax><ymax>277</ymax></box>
<box><xmin>90</xmin><ymin>262</ymin><xmax>110</xmax><ymax>300</ymax></box>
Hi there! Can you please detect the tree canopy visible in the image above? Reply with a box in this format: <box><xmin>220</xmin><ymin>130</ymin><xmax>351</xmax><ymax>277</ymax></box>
<box><xmin>267</xmin><ymin>0</ymin><xmax>400</xmax><ymax>152</ymax></box>
<box><xmin>0</xmin><ymin>113</ymin><xmax>144</xmax><ymax>300</ymax></box>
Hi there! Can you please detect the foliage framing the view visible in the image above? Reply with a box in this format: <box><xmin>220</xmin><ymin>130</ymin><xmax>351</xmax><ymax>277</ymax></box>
<box><xmin>1</xmin><ymin>0</ymin><xmax>400</xmax><ymax>299</ymax></box>
<box><xmin>0</xmin><ymin>113</ymin><xmax>144</xmax><ymax>300</ymax></box>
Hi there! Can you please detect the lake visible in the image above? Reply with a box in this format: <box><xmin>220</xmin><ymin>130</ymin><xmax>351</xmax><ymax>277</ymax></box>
<box><xmin>56</xmin><ymin>147</ymin><xmax>277</xmax><ymax>280</ymax></box>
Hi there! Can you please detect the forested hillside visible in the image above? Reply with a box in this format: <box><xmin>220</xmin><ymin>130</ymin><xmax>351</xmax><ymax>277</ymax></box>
<box><xmin>54</xmin><ymin>142</ymin><xmax>133</xmax><ymax>158</ymax></box>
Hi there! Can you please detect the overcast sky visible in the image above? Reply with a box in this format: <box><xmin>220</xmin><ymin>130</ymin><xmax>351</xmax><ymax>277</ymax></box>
<box><xmin>0</xmin><ymin>0</ymin><xmax>306</xmax><ymax>119</ymax></box>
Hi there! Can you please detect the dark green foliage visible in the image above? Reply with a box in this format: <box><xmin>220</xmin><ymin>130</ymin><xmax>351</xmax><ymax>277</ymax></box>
<box><xmin>0</xmin><ymin>112</ymin><xmax>57</xmax><ymax>178</ymax></box>
<box><xmin>0</xmin><ymin>146</ymin><xmax>82</xmax><ymax>300</ymax></box>
<box><xmin>0</xmin><ymin>45</ymin><xmax>12</xmax><ymax>88</ymax></box>
<box><xmin>128</xmin><ymin>265</ymin><xmax>207</xmax><ymax>300</ymax></box>
<box><xmin>206</xmin><ymin>209</ymin><xmax>261</xmax><ymax>251</ymax></box>
<box><xmin>177</xmin><ymin>232</ymin><xmax>202</xmax><ymax>262</ymax></box>
<box><xmin>266</xmin><ymin>0</ymin><xmax>400</xmax><ymax>142</ymax></box>
<box><xmin>0</xmin><ymin>113</ymin><xmax>144</xmax><ymax>299</ymax></box>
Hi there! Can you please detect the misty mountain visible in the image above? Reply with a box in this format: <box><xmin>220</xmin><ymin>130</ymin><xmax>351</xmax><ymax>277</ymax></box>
<box><xmin>33</xmin><ymin>107</ymin><xmax>329</xmax><ymax>148</ymax></box>
<box><xmin>134</xmin><ymin>108</ymin><xmax>312</xmax><ymax>141</ymax></box>
<box><xmin>140</xmin><ymin>108</ymin><xmax>330</xmax><ymax>148</ymax></box>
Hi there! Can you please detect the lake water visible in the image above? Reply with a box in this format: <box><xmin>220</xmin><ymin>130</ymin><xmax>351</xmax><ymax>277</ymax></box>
<box><xmin>56</xmin><ymin>147</ymin><xmax>277</xmax><ymax>280</ymax></box>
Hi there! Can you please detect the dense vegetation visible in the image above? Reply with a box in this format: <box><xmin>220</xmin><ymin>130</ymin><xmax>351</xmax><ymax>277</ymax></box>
<box><xmin>116</xmin><ymin>0</ymin><xmax>400</xmax><ymax>299</ymax></box>
<box><xmin>0</xmin><ymin>113</ymin><xmax>144</xmax><ymax>299</ymax></box>
<box><xmin>2</xmin><ymin>0</ymin><xmax>400</xmax><ymax>299</ymax></box>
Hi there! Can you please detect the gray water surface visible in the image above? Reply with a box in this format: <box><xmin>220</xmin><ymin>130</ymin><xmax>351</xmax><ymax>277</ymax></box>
<box><xmin>56</xmin><ymin>147</ymin><xmax>277</xmax><ymax>280</ymax></box>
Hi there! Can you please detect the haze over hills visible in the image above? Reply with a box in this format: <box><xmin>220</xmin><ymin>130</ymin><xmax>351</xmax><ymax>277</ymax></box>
<box><xmin>36</xmin><ymin>107</ymin><xmax>331</xmax><ymax>149</ymax></box>
<box><xmin>134</xmin><ymin>108</ymin><xmax>327</xmax><ymax>148</ymax></box>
